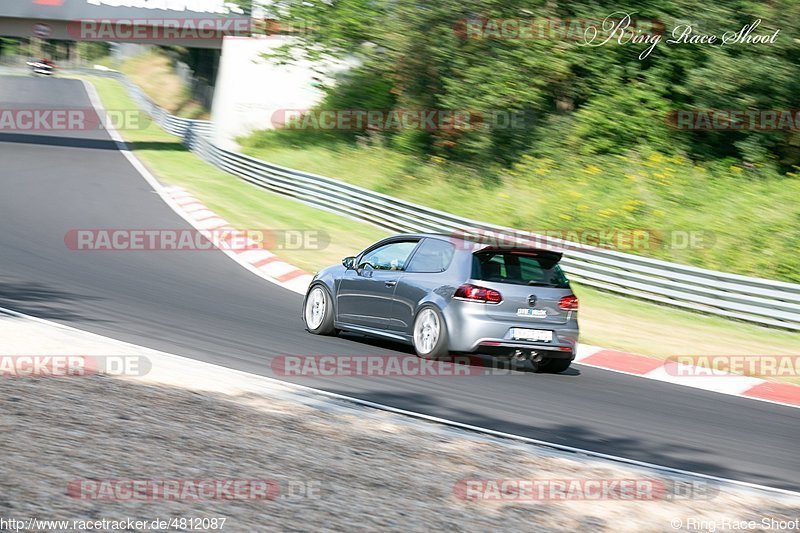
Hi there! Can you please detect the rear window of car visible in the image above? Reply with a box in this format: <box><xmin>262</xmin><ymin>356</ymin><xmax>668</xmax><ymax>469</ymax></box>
<box><xmin>472</xmin><ymin>250</ymin><xmax>569</xmax><ymax>288</ymax></box>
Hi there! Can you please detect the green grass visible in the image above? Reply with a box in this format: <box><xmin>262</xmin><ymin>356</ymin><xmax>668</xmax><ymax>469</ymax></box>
<box><xmin>76</xmin><ymin>74</ymin><xmax>800</xmax><ymax>384</ymax></box>
<box><xmin>239</xmin><ymin>133</ymin><xmax>800</xmax><ymax>284</ymax></box>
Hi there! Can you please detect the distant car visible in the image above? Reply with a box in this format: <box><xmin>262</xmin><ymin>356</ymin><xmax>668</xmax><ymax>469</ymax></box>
<box><xmin>28</xmin><ymin>58</ymin><xmax>55</xmax><ymax>76</ymax></box>
<box><xmin>302</xmin><ymin>233</ymin><xmax>579</xmax><ymax>373</ymax></box>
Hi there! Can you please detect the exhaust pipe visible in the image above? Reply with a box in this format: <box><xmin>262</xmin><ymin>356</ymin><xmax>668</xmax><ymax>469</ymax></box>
<box><xmin>511</xmin><ymin>350</ymin><xmax>526</xmax><ymax>362</ymax></box>
<box><xmin>512</xmin><ymin>350</ymin><xmax>533</xmax><ymax>362</ymax></box>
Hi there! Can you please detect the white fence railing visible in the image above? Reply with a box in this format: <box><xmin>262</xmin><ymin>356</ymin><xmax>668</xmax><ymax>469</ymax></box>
<box><xmin>78</xmin><ymin>68</ymin><xmax>800</xmax><ymax>331</ymax></box>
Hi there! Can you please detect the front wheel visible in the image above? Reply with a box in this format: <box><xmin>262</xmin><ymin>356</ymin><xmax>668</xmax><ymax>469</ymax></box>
<box><xmin>531</xmin><ymin>357</ymin><xmax>572</xmax><ymax>374</ymax></box>
<box><xmin>303</xmin><ymin>284</ymin><xmax>337</xmax><ymax>335</ymax></box>
<box><xmin>412</xmin><ymin>306</ymin><xmax>449</xmax><ymax>359</ymax></box>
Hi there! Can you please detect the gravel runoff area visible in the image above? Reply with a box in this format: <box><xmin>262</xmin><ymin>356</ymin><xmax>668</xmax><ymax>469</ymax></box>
<box><xmin>1</xmin><ymin>309</ymin><xmax>799</xmax><ymax>533</ymax></box>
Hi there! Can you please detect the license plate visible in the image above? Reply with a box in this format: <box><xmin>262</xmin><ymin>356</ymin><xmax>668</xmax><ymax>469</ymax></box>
<box><xmin>511</xmin><ymin>328</ymin><xmax>552</xmax><ymax>342</ymax></box>
<box><xmin>517</xmin><ymin>308</ymin><xmax>547</xmax><ymax>318</ymax></box>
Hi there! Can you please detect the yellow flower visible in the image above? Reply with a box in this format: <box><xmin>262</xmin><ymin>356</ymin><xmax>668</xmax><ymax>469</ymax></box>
<box><xmin>584</xmin><ymin>165</ymin><xmax>602</xmax><ymax>175</ymax></box>
<box><xmin>729</xmin><ymin>166</ymin><xmax>743</xmax><ymax>174</ymax></box>
<box><xmin>622</xmin><ymin>199</ymin><xmax>642</xmax><ymax>213</ymax></box>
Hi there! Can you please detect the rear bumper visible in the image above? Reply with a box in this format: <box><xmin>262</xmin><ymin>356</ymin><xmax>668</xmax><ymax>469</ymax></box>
<box><xmin>442</xmin><ymin>300</ymin><xmax>578</xmax><ymax>356</ymax></box>
<box><xmin>469</xmin><ymin>340</ymin><xmax>575</xmax><ymax>360</ymax></box>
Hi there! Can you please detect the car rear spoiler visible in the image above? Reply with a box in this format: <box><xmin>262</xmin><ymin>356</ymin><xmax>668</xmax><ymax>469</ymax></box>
<box><xmin>473</xmin><ymin>247</ymin><xmax>564</xmax><ymax>266</ymax></box>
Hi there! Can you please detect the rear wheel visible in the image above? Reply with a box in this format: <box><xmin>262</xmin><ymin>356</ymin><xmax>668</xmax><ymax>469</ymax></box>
<box><xmin>303</xmin><ymin>284</ymin><xmax>337</xmax><ymax>335</ymax></box>
<box><xmin>531</xmin><ymin>357</ymin><xmax>572</xmax><ymax>374</ymax></box>
<box><xmin>412</xmin><ymin>306</ymin><xmax>449</xmax><ymax>360</ymax></box>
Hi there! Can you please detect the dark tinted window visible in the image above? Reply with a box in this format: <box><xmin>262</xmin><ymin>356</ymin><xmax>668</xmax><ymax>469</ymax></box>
<box><xmin>472</xmin><ymin>251</ymin><xmax>569</xmax><ymax>288</ymax></box>
<box><xmin>406</xmin><ymin>239</ymin><xmax>455</xmax><ymax>273</ymax></box>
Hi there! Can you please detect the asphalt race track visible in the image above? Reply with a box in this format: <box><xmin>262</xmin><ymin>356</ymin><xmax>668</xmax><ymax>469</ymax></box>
<box><xmin>1</xmin><ymin>75</ymin><xmax>798</xmax><ymax>491</ymax></box>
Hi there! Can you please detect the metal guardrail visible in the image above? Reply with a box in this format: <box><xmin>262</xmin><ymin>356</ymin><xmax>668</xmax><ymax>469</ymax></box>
<box><xmin>82</xmin><ymin>68</ymin><xmax>800</xmax><ymax>331</ymax></box>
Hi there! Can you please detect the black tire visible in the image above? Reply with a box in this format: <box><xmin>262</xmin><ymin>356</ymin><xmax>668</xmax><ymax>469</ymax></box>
<box><xmin>531</xmin><ymin>357</ymin><xmax>572</xmax><ymax>374</ymax></box>
<box><xmin>412</xmin><ymin>305</ymin><xmax>449</xmax><ymax>360</ymax></box>
<box><xmin>302</xmin><ymin>284</ymin><xmax>337</xmax><ymax>335</ymax></box>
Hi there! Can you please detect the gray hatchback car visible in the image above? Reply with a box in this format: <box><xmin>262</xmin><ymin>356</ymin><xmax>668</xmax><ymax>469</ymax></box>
<box><xmin>302</xmin><ymin>233</ymin><xmax>579</xmax><ymax>373</ymax></box>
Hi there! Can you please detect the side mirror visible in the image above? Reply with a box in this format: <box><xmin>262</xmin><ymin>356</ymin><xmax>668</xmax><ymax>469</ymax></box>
<box><xmin>342</xmin><ymin>256</ymin><xmax>356</xmax><ymax>270</ymax></box>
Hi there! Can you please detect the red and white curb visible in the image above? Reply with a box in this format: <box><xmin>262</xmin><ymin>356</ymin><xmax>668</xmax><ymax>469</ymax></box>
<box><xmin>162</xmin><ymin>184</ymin><xmax>800</xmax><ymax>409</ymax></box>
<box><xmin>162</xmin><ymin>185</ymin><xmax>314</xmax><ymax>294</ymax></box>
<box><xmin>82</xmin><ymin>79</ymin><xmax>314</xmax><ymax>296</ymax></box>
<box><xmin>574</xmin><ymin>345</ymin><xmax>800</xmax><ymax>408</ymax></box>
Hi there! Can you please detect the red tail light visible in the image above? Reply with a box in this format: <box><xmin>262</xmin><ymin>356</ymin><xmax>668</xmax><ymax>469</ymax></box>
<box><xmin>454</xmin><ymin>284</ymin><xmax>503</xmax><ymax>304</ymax></box>
<box><xmin>559</xmin><ymin>294</ymin><xmax>579</xmax><ymax>310</ymax></box>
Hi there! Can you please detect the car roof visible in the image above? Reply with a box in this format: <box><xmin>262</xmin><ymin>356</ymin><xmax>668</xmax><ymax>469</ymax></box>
<box><xmin>372</xmin><ymin>232</ymin><xmax>449</xmax><ymax>243</ymax></box>
<box><xmin>379</xmin><ymin>233</ymin><xmax>563</xmax><ymax>258</ymax></box>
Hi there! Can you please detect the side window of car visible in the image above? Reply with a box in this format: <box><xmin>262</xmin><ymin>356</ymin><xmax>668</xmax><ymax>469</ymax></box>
<box><xmin>406</xmin><ymin>239</ymin><xmax>455</xmax><ymax>273</ymax></box>
<box><xmin>359</xmin><ymin>241</ymin><xmax>419</xmax><ymax>271</ymax></box>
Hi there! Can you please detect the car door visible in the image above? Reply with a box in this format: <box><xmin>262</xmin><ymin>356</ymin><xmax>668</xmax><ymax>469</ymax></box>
<box><xmin>336</xmin><ymin>240</ymin><xmax>420</xmax><ymax>330</ymax></box>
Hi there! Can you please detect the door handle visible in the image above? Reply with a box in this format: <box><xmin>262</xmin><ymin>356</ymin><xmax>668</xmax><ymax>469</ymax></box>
<box><xmin>385</xmin><ymin>281</ymin><xmax>397</xmax><ymax>287</ymax></box>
